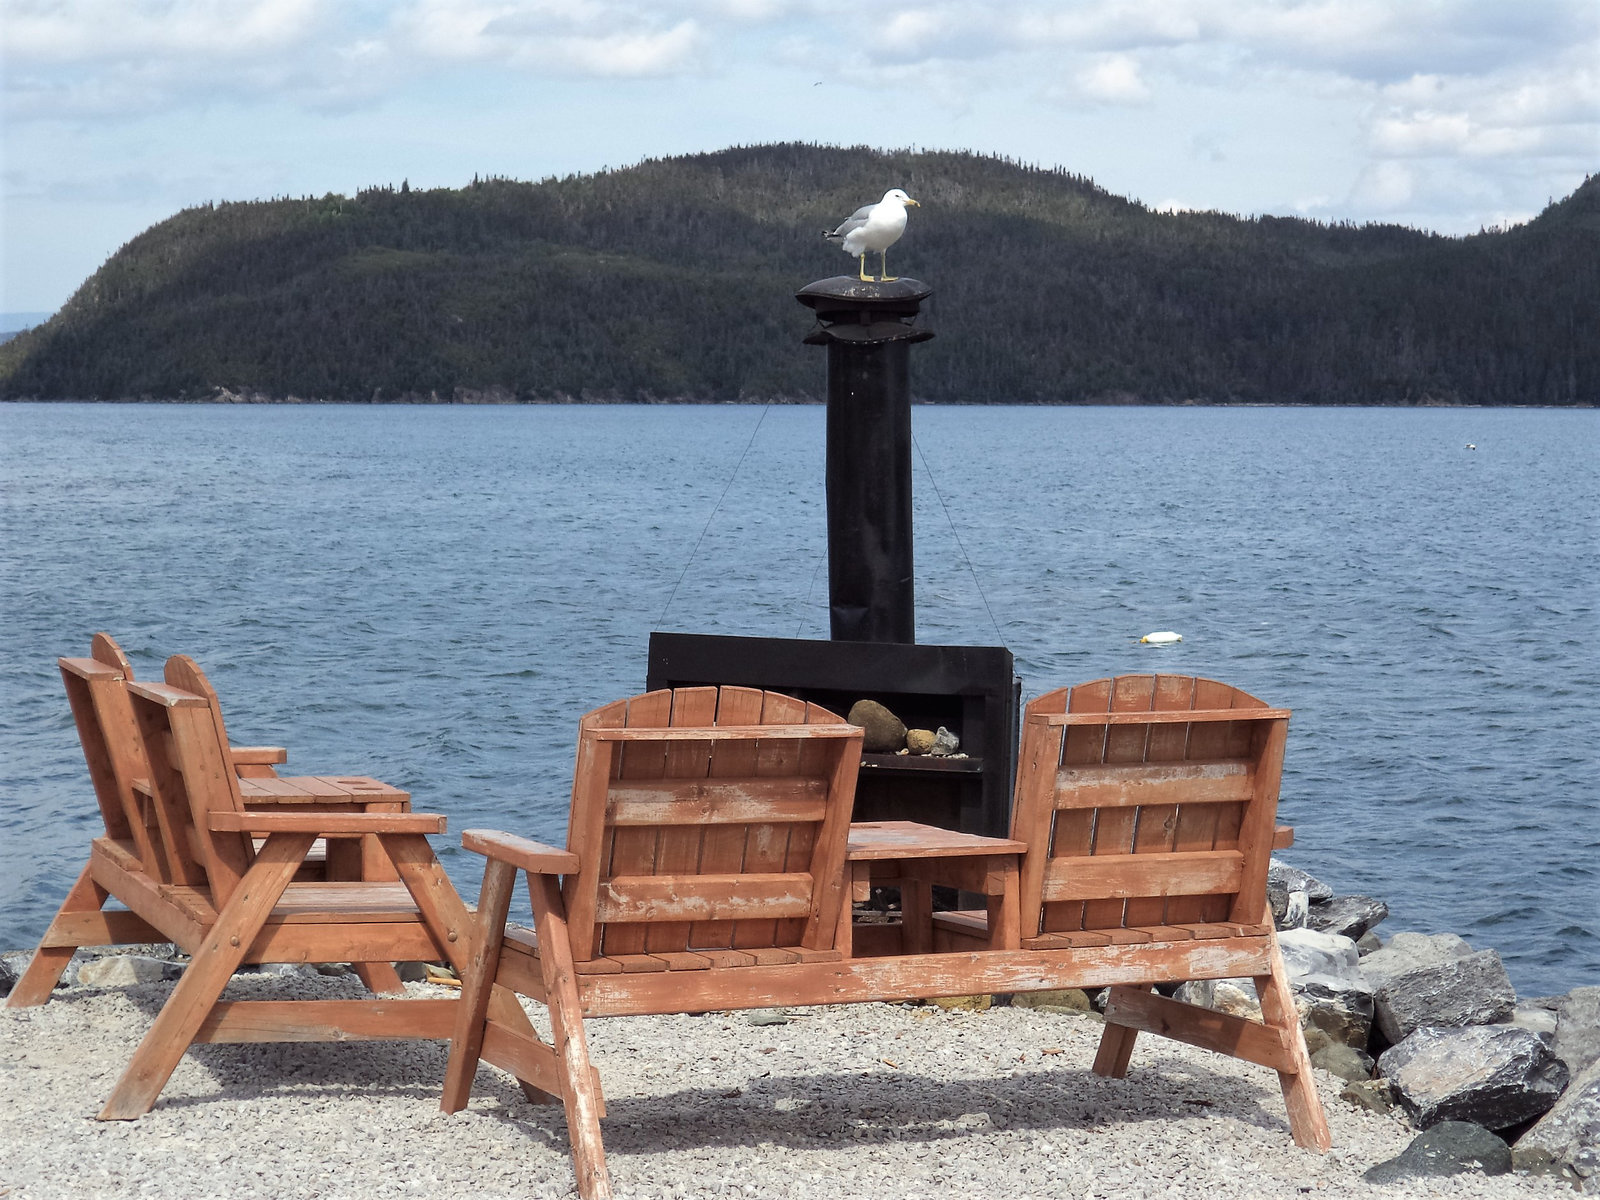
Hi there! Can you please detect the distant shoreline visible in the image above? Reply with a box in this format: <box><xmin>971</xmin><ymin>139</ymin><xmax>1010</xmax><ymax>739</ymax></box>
<box><xmin>3</xmin><ymin>396</ymin><xmax>1595</xmax><ymax>409</ymax></box>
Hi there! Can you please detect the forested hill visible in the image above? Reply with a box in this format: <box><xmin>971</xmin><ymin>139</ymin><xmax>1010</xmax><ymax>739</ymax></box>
<box><xmin>3</xmin><ymin>144</ymin><xmax>1596</xmax><ymax>405</ymax></box>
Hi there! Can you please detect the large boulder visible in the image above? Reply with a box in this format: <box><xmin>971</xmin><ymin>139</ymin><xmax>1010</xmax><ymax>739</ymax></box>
<box><xmin>1359</xmin><ymin>930</ymin><xmax>1473</xmax><ymax>990</ymax></box>
<box><xmin>847</xmin><ymin>700</ymin><xmax>906</xmax><ymax>753</ymax></box>
<box><xmin>0</xmin><ymin>954</ymin><xmax>17</xmax><ymax>998</ymax></box>
<box><xmin>1172</xmin><ymin>977</ymin><xmax>1261</xmax><ymax>1021</ymax></box>
<box><xmin>1378</xmin><ymin>1025</ymin><xmax>1570</xmax><ymax>1131</ymax></box>
<box><xmin>1362</xmin><ymin>1121</ymin><xmax>1513</xmax><ymax>1183</ymax></box>
<box><xmin>1277</xmin><ymin>928</ymin><xmax>1362</xmax><ymax>986</ymax></box>
<box><xmin>1512</xmin><ymin>1060</ymin><xmax>1600</xmax><ymax>1190</ymax></box>
<box><xmin>1268</xmin><ymin>859</ymin><xmax>1333</xmax><ymax>902</ymax></box>
<box><xmin>1295</xmin><ymin>973</ymin><xmax>1375</xmax><ymax>1051</ymax></box>
<box><xmin>1307</xmin><ymin>894</ymin><xmax>1389</xmax><ymax>941</ymax></box>
<box><xmin>1372</xmin><ymin>949</ymin><xmax>1517</xmax><ymax>1043</ymax></box>
<box><xmin>1555</xmin><ymin>986</ymin><xmax>1600</xmax><ymax>1079</ymax></box>
<box><xmin>77</xmin><ymin>955</ymin><xmax>176</xmax><ymax>987</ymax></box>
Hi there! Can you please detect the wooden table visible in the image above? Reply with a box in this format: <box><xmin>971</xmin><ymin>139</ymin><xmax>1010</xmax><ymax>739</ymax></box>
<box><xmin>239</xmin><ymin>775</ymin><xmax>410</xmax><ymax>882</ymax></box>
<box><xmin>845</xmin><ymin>820</ymin><xmax>1025</xmax><ymax>955</ymax></box>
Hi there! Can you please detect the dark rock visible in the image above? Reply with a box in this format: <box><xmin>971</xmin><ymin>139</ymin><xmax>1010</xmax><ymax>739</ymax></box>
<box><xmin>1373</xmin><ymin>948</ymin><xmax>1517</xmax><ymax>1043</ymax></box>
<box><xmin>1342</xmin><ymin>1077</ymin><xmax>1397</xmax><ymax>1114</ymax></box>
<box><xmin>395</xmin><ymin>961</ymin><xmax>431</xmax><ymax>983</ymax></box>
<box><xmin>1268</xmin><ymin>859</ymin><xmax>1334</xmax><ymax>902</ymax></box>
<box><xmin>1378</xmin><ymin>1025</ymin><xmax>1570</xmax><ymax>1131</ymax></box>
<box><xmin>1296</xmin><ymin>974</ymin><xmax>1375</xmax><ymax>1051</ymax></box>
<box><xmin>1268</xmin><ymin>882</ymin><xmax>1290</xmax><ymax>927</ymax></box>
<box><xmin>1555</xmin><ymin>986</ymin><xmax>1600</xmax><ymax>1079</ymax></box>
<box><xmin>1311</xmin><ymin>1042</ymin><xmax>1374</xmax><ymax>1082</ymax></box>
<box><xmin>1361</xmin><ymin>1121</ymin><xmax>1512</xmax><ymax>1183</ymax></box>
<box><xmin>1308</xmin><ymin>894</ymin><xmax>1389</xmax><ymax>940</ymax></box>
<box><xmin>1512</xmin><ymin>1060</ymin><xmax>1600</xmax><ymax>1189</ymax></box>
<box><xmin>847</xmin><ymin>700</ymin><xmax>906</xmax><ymax>753</ymax></box>
<box><xmin>0</xmin><ymin>954</ymin><xmax>16</xmax><ymax>998</ymax></box>
<box><xmin>1356</xmin><ymin>931</ymin><xmax>1384</xmax><ymax>956</ymax></box>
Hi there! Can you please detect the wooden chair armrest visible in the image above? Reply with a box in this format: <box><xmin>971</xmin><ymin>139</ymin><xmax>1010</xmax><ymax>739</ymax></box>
<box><xmin>462</xmin><ymin>829</ymin><xmax>579</xmax><ymax>875</ymax></box>
<box><xmin>1273</xmin><ymin>824</ymin><xmax>1294</xmax><ymax>850</ymax></box>
<box><xmin>209</xmin><ymin>811</ymin><xmax>447</xmax><ymax>835</ymax></box>
<box><xmin>230</xmin><ymin>746</ymin><xmax>288</xmax><ymax>765</ymax></box>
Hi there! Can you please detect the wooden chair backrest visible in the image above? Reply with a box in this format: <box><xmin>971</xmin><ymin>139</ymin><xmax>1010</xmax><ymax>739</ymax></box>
<box><xmin>59</xmin><ymin>634</ymin><xmax>161</xmax><ymax>871</ymax></box>
<box><xmin>1012</xmin><ymin>674</ymin><xmax>1288</xmax><ymax>940</ymax></box>
<box><xmin>123</xmin><ymin>655</ymin><xmax>256</xmax><ymax>909</ymax></box>
<box><xmin>561</xmin><ymin>686</ymin><xmax>863</xmax><ymax>962</ymax></box>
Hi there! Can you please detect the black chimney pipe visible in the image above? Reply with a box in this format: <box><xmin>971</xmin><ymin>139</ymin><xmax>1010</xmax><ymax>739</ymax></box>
<box><xmin>795</xmin><ymin>277</ymin><xmax>934</xmax><ymax>644</ymax></box>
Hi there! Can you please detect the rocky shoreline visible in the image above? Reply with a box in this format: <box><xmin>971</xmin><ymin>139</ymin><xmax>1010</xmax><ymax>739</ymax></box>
<box><xmin>1250</xmin><ymin>859</ymin><xmax>1598</xmax><ymax>1190</ymax></box>
<box><xmin>2</xmin><ymin>857</ymin><xmax>1595</xmax><ymax>1196</ymax></box>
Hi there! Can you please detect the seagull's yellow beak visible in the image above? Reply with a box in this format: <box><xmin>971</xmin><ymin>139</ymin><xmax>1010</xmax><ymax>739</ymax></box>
<box><xmin>906</xmin><ymin>198</ymin><xmax>921</xmax><ymax>206</ymax></box>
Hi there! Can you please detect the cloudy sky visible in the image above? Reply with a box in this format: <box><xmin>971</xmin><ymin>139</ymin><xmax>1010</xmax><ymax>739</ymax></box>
<box><xmin>3</xmin><ymin>0</ymin><xmax>1596</xmax><ymax>316</ymax></box>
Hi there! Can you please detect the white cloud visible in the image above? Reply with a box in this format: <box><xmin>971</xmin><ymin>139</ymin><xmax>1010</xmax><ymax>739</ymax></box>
<box><xmin>1350</xmin><ymin>160</ymin><xmax>1415</xmax><ymax>210</ymax></box>
<box><xmin>1076</xmin><ymin>54</ymin><xmax>1150</xmax><ymax>103</ymax></box>
<box><xmin>3</xmin><ymin>0</ymin><xmax>325</xmax><ymax>61</ymax></box>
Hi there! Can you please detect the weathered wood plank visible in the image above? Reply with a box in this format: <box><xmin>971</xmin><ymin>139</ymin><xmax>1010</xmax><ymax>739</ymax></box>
<box><xmin>596</xmin><ymin>874</ymin><xmax>814</xmax><ymax>924</ymax></box>
<box><xmin>1041</xmin><ymin>851</ymin><xmax>1245</xmax><ymax>902</ymax></box>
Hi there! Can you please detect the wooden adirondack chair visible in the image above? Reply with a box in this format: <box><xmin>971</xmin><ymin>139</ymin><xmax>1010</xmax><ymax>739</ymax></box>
<box><xmin>8</xmin><ymin>635</ymin><xmax>403</xmax><ymax>1006</ymax></box>
<box><xmin>12</xmin><ymin>651</ymin><xmax>497</xmax><ymax>1120</ymax></box>
<box><xmin>934</xmin><ymin>673</ymin><xmax>1331</xmax><ymax>1151</ymax></box>
<box><xmin>441</xmin><ymin>686</ymin><xmax>864</xmax><ymax>1200</ymax></box>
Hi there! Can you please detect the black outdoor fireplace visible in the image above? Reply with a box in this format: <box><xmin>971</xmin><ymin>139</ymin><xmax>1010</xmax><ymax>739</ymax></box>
<box><xmin>646</xmin><ymin>274</ymin><xmax>1018</xmax><ymax>839</ymax></box>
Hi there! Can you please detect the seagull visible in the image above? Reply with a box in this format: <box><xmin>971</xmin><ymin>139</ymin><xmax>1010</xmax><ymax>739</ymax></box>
<box><xmin>824</xmin><ymin>188</ymin><xmax>920</xmax><ymax>282</ymax></box>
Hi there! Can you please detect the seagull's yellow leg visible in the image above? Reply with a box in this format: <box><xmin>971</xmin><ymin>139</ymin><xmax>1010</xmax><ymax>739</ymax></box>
<box><xmin>879</xmin><ymin>250</ymin><xmax>897</xmax><ymax>282</ymax></box>
<box><xmin>857</xmin><ymin>254</ymin><xmax>871</xmax><ymax>282</ymax></box>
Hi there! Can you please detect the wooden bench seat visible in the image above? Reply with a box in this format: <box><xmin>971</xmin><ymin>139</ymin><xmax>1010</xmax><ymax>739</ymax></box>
<box><xmin>441</xmin><ymin>678</ymin><xmax>1331</xmax><ymax>1199</ymax></box>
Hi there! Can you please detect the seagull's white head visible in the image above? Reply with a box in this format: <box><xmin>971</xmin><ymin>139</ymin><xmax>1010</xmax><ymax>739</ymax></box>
<box><xmin>883</xmin><ymin>188</ymin><xmax>920</xmax><ymax>208</ymax></box>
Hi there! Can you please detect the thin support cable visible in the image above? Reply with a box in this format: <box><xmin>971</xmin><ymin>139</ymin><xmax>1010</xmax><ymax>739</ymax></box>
<box><xmin>795</xmin><ymin>551</ymin><xmax>827</xmax><ymax>637</ymax></box>
<box><xmin>911</xmin><ymin>427</ymin><xmax>1007</xmax><ymax>646</ymax></box>
<box><xmin>657</xmin><ymin>404</ymin><xmax>772</xmax><ymax>627</ymax></box>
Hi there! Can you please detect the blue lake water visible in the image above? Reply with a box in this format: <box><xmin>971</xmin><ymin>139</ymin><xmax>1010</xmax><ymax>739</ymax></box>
<box><xmin>1</xmin><ymin>402</ymin><xmax>1595</xmax><ymax>997</ymax></box>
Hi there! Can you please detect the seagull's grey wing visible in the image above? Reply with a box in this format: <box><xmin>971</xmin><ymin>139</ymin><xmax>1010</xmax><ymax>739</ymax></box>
<box><xmin>823</xmin><ymin>203</ymin><xmax>877</xmax><ymax>242</ymax></box>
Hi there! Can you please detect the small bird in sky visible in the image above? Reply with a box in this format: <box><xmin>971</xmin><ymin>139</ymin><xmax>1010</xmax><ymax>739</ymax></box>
<box><xmin>824</xmin><ymin>188</ymin><xmax>920</xmax><ymax>282</ymax></box>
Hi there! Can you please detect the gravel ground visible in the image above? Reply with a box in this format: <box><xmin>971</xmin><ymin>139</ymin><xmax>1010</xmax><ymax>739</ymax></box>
<box><xmin>0</xmin><ymin>972</ymin><xmax>1575</xmax><ymax>1199</ymax></box>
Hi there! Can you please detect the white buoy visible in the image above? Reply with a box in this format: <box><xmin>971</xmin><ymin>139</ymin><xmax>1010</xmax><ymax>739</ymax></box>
<box><xmin>1140</xmin><ymin>631</ymin><xmax>1182</xmax><ymax>645</ymax></box>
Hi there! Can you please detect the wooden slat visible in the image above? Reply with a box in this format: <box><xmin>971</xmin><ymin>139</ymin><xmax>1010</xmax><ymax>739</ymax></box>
<box><xmin>197</xmin><ymin>998</ymin><xmax>456</xmax><ymax>1042</ymax></box>
<box><xmin>1054</xmin><ymin>760</ymin><xmax>1255</xmax><ymax>809</ymax></box>
<box><xmin>596</xmin><ymin>873</ymin><xmax>813</xmax><ymax>923</ymax></box>
<box><xmin>738</xmin><ymin>690</ymin><xmax>806</xmax><ymax>949</ymax></box>
<box><xmin>1042</xmin><ymin>708</ymin><xmax>1289</xmax><ymax>726</ymax></box>
<box><xmin>1041</xmin><ymin>851</ymin><xmax>1245</xmax><ymax>903</ymax></box>
<box><xmin>687</xmin><ymin>686</ymin><xmax>765</xmax><ymax>950</ymax></box>
<box><xmin>480</xmin><ymin>1022</ymin><xmax>566</xmax><ymax>1098</ymax></box>
<box><xmin>1124</xmin><ymin>674</ymin><xmax>1194</xmax><ymax>928</ymax></box>
<box><xmin>646</xmin><ymin>686</ymin><xmax>720</xmax><ymax>955</ymax></box>
<box><xmin>590</xmin><ymin>724</ymin><xmax>860</xmax><ymax>741</ymax></box>
<box><xmin>38</xmin><ymin>907</ymin><xmax>165</xmax><ymax>948</ymax></box>
<box><xmin>606</xmin><ymin>778</ymin><xmax>828</xmax><ymax>825</ymax></box>
<box><xmin>1079</xmin><ymin>676</ymin><xmax>1152</xmax><ymax>930</ymax></box>
<box><xmin>574</xmin><ymin>939</ymin><xmax>1275</xmax><ymax>1017</ymax></box>
<box><xmin>599</xmin><ymin>691</ymin><xmax>673</xmax><ymax>957</ymax></box>
<box><xmin>1101</xmin><ymin>986</ymin><xmax>1292</xmax><ymax>1072</ymax></box>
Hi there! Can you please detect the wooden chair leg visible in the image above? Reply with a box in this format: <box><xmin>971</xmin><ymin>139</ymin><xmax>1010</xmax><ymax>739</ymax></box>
<box><xmin>1254</xmin><ymin>936</ymin><xmax>1333</xmax><ymax>1152</ymax></box>
<box><xmin>388</xmin><ymin>837</ymin><xmax>563</xmax><ymax>1112</ymax></box>
<box><xmin>8</xmin><ymin>864</ymin><xmax>105</xmax><ymax>1008</ymax></box>
<box><xmin>99</xmin><ymin>835</ymin><xmax>311</xmax><ymax>1120</ymax></box>
<box><xmin>352</xmin><ymin>962</ymin><xmax>406</xmax><ymax>995</ymax></box>
<box><xmin>442</xmin><ymin>858</ymin><xmax>517</xmax><ymax>1112</ymax></box>
<box><xmin>531</xmin><ymin>873</ymin><xmax>612</xmax><ymax>1200</ymax></box>
<box><xmin>1092</xmin><ymin>1007</ymin><xmax>1142</xmax><ymax>1079</ymax></box>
